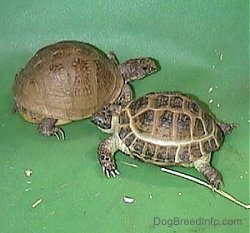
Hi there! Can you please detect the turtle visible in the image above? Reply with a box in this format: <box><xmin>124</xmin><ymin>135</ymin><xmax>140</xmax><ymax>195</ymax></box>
<box><xmin>91</xmin><ymin>91</ymin><xmax>235</xmax><ymax>188</ymax></box>
<box><xmin>12</xmin><ymin>40</ymin><xmax>158</xmax><ymax>139</ymax></box>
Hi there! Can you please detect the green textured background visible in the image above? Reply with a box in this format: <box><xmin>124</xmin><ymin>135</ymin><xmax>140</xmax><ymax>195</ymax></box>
<box><xmin>0</xmin><ymin>1</ymin><xmax>249</xmax><ymax>232</ymax></box>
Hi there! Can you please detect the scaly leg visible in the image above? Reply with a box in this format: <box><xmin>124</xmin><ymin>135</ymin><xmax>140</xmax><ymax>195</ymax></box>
<box><xmin>38</xmin><ymin>118</ymin><xmax>65</xmax><ymax>140</ymax></box>
<box><xmin>98</xmin><ymin>137</ymin><xmax>119</xmax><ymax>178</ymax></box>
<box><xmin>194</xmin><ymin>154</ymin><xmax>223</xmax><ymax>189</ymax></box>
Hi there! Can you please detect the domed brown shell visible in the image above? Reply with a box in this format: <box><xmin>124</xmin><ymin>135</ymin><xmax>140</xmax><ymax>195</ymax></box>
<box><xmin>118</xmin><ymin>92</ymin><xmax>224</xmax><ymax>165</ymax></box>
<box><xmin>13</xmin><ymin>41</ymin><xmax>124</xmax><ymax>124</ymax></box>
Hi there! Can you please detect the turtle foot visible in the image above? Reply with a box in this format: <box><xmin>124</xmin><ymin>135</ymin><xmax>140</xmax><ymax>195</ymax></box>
<box><xmin>38</xmin><ymin>118</ymin><xmax>65</xmax><ymax>140</ymax></box>
<box><xmin>98</xmin><ymin>138</ymin><xmax>119</xmax><ymax>178</ymax></box>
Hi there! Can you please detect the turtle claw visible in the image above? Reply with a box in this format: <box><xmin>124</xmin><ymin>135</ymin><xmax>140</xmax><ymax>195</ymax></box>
<box><xmin>105</xmin><ymin>168</ymin><xmax>111</xmax><ymax>178</ymax></box>
<box><xmin>110</xmin><ymin>170</ymin><xmax>119</xmax><ymax>177</ymax></box>
<box><xmin>114</xmin><ymin>170</ymin><xmax>120</xmax><ymax>175</ymax></box>
<box><xmin>53</xmin><ymin>128</ymin><xmax>65</xmax><ymax>140</ymax></box>
<box><xmin>102</xmin><ymin>165</ymin><xmax>119</xmax><ymax>178</ymax></box>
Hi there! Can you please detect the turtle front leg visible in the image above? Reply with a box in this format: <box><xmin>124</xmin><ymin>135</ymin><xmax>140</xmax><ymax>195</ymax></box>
<box><xmin>194</xmin><ymin>156</ymin><xmax>223</xmax><ymax>189</ymax></box>
<box><xmin>38</xmin><ymin>118</ymin><xmax>65</xmax><ymax>140</ymax></box>
<box><xmin>98</xmin><ymin>137</ymin><xmax>119</xmax><ymax>178</ymax></box>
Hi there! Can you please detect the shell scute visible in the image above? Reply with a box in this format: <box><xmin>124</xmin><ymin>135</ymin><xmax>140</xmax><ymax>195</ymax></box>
<box><xmin>153</xmin><ymin>94</ymin><xmax>169</xmax><ymax>108</ymax></box>
<box><xmin>187</xmin><ymin>100</ymin><xmax>200</xmax><ymax>115</ymax></box>
<box><xmin>170</xmin><ymin>96</ymin><xmax>183</xmax><ymax>108</ymax></box>
<box><xmin>176</xmin><ymin>113</ymin><xmax>192</xmax><ymax>140</ymax></box>
<box><xmin>154</xmin><ymin>146</ymin><xmax>176</xmax><ymax>164</ymax></box>
<box><xmin>166</xmin><ymin>146</ymin><xmax>178</xmax><ymax>163</ymax></box>
<box><xmin>155</xmin><ymin>147</ymin><xmax>167</xmax><ymax>162</ymax></box>
<box><xmin>124</xmin><ymin>133</ymin><xmax>136</xmax><ymax>147</ymax></box>
<box><xmin>201</xmin><ymin>137</ymin><xmax>219</xmax><ymax>154</ymax></box>
<box><xmin>130</xmin><ymin>138</ymin><xmax>145</xmax><ymax>155</ymax></box>
<box><xmin>133</xmin><ymin>109</ymin><xmax>155</xmax><ymax>134</ymax></box>
<box><xmin>190</xmin><ymin>142</ymin><xmax>203</xmax><ymax>159</ymax></box>
<box><xmin>144</xmin><ymin>143</ymin><xmax>156</xmax><ymax>160</ymax></box>
<box><xmin>118</xmin><ymin>126</ymin><xmax>132</xmax><ymax>140</ymax></box>
<box><xmin>159</xmin><ymin>110</ymin><xmax>174</xmax><ymax>129</ymax></box>
<box><xmin>215</xmin><ymin>126</ymin><xmax>224</xmax><ymax>144</ymax></box>
<box><xmin>193</xmin><ymin>118</ymin><xmax>206</xmax><ymax>139</ymax></box>
<box><xmin>129</xmin><ymin>96</ymin><xmax>149</xmax><ymax>116</ymax></box>
<box><xmin>203</xmin><ymin>111</ymin><xmax>213</xmax><ymax>134</ymax></box>
<box><xmin>178</xmin><ymin>145</ymin><xmax>191</xmax><ymax>163</ymax></box>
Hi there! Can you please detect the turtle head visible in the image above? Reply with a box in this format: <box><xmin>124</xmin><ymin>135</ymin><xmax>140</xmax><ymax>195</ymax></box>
<box><xmin>120</xmin><ymin>57</ymin><xmax>159</xmax><ymax>82</ymax></box>
<box><xmin>91</xmin><ymin>104</ymin><xmax>121</xmax><ymax>133</ymax></box>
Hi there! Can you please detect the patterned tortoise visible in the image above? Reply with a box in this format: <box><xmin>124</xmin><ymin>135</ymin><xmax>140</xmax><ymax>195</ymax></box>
<box><xmin>91</xmin><ymin>91</ymin><xmax>235</xmax><ymax>188</ymax></box>
<box><xmin>12</xmin><ymin>41</ymin><xmax>158</xmax><ymax>139</ymax></box>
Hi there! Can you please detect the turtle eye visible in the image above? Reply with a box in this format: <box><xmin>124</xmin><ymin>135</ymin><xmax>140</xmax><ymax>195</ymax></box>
<box><xmin>141</xmin><ymin>60</ymin><xmax>157</xmax><ymax>74</ymax></box>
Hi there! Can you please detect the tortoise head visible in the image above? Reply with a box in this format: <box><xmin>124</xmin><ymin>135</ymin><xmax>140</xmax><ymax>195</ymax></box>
<box><xmin>91</xmin><ymin>104</ymin><xmax>121</xmax><ymax>133</ymax></box>
<box><xmin>120</xmin><ymin>57</ymin><xmax>159</xmax><ymax>82</ymax></box>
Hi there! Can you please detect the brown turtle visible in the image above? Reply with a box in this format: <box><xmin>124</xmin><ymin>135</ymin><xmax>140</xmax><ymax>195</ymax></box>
<box><xmin>91</xmin><ymin>91</ymin><xmax>235</xmax><ymax>188</ymax></box>
<box><xmin>12</xmin><ymin>41</ymin><xmax>158</xmax><ymax>139</ymax></box>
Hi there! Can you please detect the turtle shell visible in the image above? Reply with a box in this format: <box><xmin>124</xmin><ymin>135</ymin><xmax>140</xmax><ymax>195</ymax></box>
<box><xmin>118</xmin><ymin>92</ymin><xmax>224</xmax><ymax>166</ymax></box>
<box><xmin>13</xmin><ymin>41</ymin><xmax>124</xmax><ymax>124</ymax></box>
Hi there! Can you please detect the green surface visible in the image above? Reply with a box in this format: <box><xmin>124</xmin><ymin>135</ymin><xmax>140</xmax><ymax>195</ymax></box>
<box><xmin>0</xmin><ymin>0</ymin><xmax>249</xmax><ymax>232</ymax></box>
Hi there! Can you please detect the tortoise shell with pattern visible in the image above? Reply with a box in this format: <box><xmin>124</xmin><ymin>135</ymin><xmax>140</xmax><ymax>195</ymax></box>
<box><xmin>12</xmin><ymin>41</ymin><xmax>158</xmax><ymax>139</ymax></box>
<box><xmin>93</xmin><ymin>91</ymin><xmax>235</xmax><ymax>188</ymax></box>
<box><xmin>118</xmin><ymin>92</ymin><xmax>224</xmax><ymax>165</ymax></box>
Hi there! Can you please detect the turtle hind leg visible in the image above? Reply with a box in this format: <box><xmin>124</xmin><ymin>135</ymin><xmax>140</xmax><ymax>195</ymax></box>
<box><xmin>119</xmin><ymin>57</ymin><xmax>159</xmax><ymax>82</ymax></box>
<box><xmin>38</xmin><ymin>118</ymin><xmax>65</xmax><ymax>140</ymax></box>
<box><xmin>98</xmin><ymin>137</ymin><xmax>119</xmax><ymax>178</ymax></box>
<box><xmin>194</xmin><ymin>155</ymin><xmax>223</xmax><ymax>189</ymax></box>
